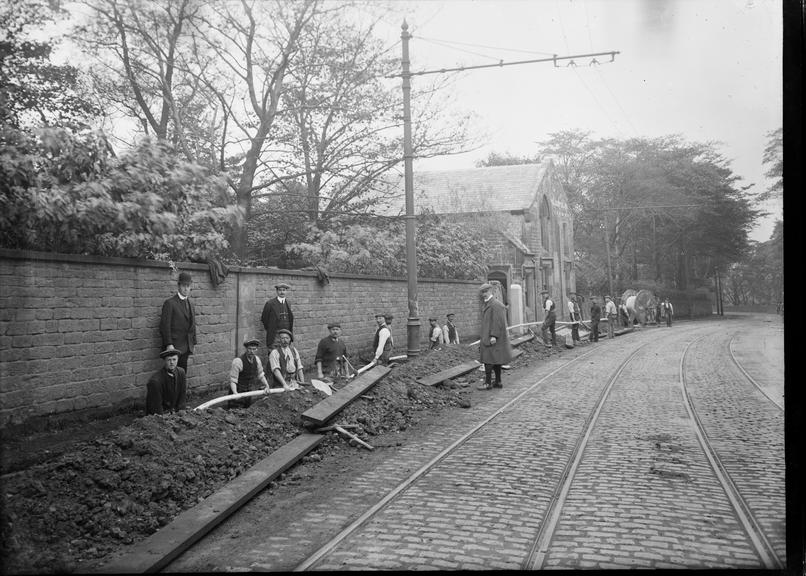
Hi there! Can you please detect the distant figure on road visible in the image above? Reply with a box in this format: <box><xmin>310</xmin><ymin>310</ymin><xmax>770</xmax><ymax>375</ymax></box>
<box><xmin>268</xmin><ymin>329</ymin><xmax>303</xmax><ymax>390</ymax></box>
<box><xmin>261</xmin><ymin>282</ymin><xmax>294</xmax><ymax>349</ymax></box>
<box><xmin>589</xmin><ymin>298</ymin><xmax>602</xmax><ymax>343</ymax></box>
<box><xmin>541</xmin><ymin>294</ymin><xmax>557</xmax><ymax>347</ymax></box>
<box><xmin>442</xmin><ymin>313</ymin><xmax>460</xmax><ymax>344</ymax></box>
<box><xmin>663</xmin><ymin>297</ymin><xmax>674</xmax><ymax>327</ymax></box>
<box><xmin>372</xmin><ymin>313</ymin><xmax>394</xmax><ymax>366</ymax></box>
<box><xmin>160</xmin><ymin>271</ymin><xmax>196</xmax><ymax>377</ymax></box>
<box><xmin>228</xmin><ymin>338</ymin><xmax>271</xmax><ymax>408</ymax></box>
<box><xmin>568</xmin><ymin>296</ymin><xmax>580</xmax><ymax>342</ymax></box>
<box><xmin>605</xmin><ymin>295</ymin><xmax>618</xmax><ymax>339</ymax></box>
<box><xmin>146</xmin><ymin>348</ymin><xmax>187</xmax><ymax>415</ymax></box>
<box><xmin>315</xmin><ymin>322</ymin><xmax>348</xmax><ymax>379</ymax></box>
<box><xmin>478</xmin><ymin>283</ymin><xmax>512</xmax><ymax>390</ymax></box>
<box><xmin>428</xmin><ymin>317</ymin><xmax>443</xmax><ymax>349</ymax></box>
<box><xmin>655</xmin><ymin>299</ymin><xmax>662</xmax><ymax>324</ymax></box>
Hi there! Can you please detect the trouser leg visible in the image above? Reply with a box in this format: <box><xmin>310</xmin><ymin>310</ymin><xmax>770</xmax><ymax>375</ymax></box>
<box><xmin>493</xmin><ymin>365</ymin><xmax>502</xmax><ymax>386</ymax></box>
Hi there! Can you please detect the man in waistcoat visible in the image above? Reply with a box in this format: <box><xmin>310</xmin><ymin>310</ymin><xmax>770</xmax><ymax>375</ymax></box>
<box><xmin>568</xmin><ymin>296</ymin><xmax>581</xmax><ymax>342</ymax></box>
<box><xmin>268</xmin><ymin>329</ymin><xmax>303</xmax><ymax>390</ymax></box>
<box><xmin>315</xmin><ymin>322</ymin><xmax>348</xmax><ymax>379</ymax></box>
<box><xmin>663</xmin><ymin>297</ymin><xmax>674</xmax><ymax>327</ymax></box>
<box><xmin>541</xmin><ymin>293</ymin><xmax>557</xmax><ymax>347</ymax></box>
<box><xmin>146</xmin><ymin>348</ymin><xmax>187</xmax><ymax>415</ymax></box>
<box><xmin>442</xmin><ymin>313</ymin><xmax>460</xmax><ymax>344</ymax></box>
<box><xmin>605</xmin><ymin>295</ymin><xmax>618</xmax><ymax>339</ymax></box>
<box><xmin>372</xmin><ymin>313</ymin><xmax>393</xmax><ymax>365</ymax></box>
<box><xmin>228</xmin><ymin>337</ymin><xmax>271</xmax><ymax>408</ymax></box>
<box><xmin>160</xmin><ymin>271</ymin><xmax>197</xmax><ymax>376</ymax></box>
<box><xmin>261</xmin><ymin>282</ymin><xmax>294</xmax><ymax>348</ymax></box>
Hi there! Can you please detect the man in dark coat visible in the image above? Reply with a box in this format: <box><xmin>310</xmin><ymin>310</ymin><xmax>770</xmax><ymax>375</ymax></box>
<box><xmin>146</xmin><ymin>348</ymin><xmax>187</xmax><ymax>415</ymax></box>
<box><xmin>261</xmin><ymin>282</ymin><xmax>294</xmax><ymax>348</ymax></box>
<box><xmin>478</xmin><ymin>283</ymin><xmax>512</xmax><ymax>390</ymax></box>
<box><xmin>589</xmin><ymin>298</ymin><xmax>602</xmax><ymax>343</ymax></box>
<box><xmin>315</xmin><ymin>322</ymin><xmax>348</xmax><ymax>379</ymax></box>
<box><xmin>160</xmin><ymin>271</ymin><xmax>196</xmax><ymax>375</ymax></box>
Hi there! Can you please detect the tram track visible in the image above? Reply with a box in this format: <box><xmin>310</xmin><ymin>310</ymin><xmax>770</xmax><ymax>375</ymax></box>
<box><xmin>679</xmin><ymin>334</ymin><xmax>784</xmax><ymax>570</ymax></box>
<box><xmin>728</xmin><ymin>333</ymin><xmax>784</xmax><ymax>411</ymax></box>
<box><xmin>165</xmin><ymin>320</ymin><xmax>784</xmax><ymax>571</ymax></box>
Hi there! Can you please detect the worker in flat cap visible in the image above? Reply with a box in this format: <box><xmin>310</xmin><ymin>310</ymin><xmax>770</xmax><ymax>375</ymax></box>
<box><xmin>315</xmin><ymin>322</ymin><xmax>348</xmax><ymax>380</ymax></box>
<box><xmin>268</xmin><ymin>329</ymin><xmax>303</xmax><ymax>390</ymax></box>
<box><xmin>428</xmin><ymin>317</ymin><xmax>443</xmax><ymax>349</ymax></box>
<box><xmin>159</xmin><ymin>271</ymin><xmax>197</xmax><ymax>377</ymax></box>
<box><xmin>146</xmin><ymin>348</ymin><xmax>188</xmax><ymax>415</ymax></box>
<box><xmin>261</xmin><ymin>282</ymin><xmax>294</xmax><ymax>349</ymax></box>
<box><xmin>442</xmin><ymin>313</ymin><xmax>460</xmax><ymax>345</ymax></box>
<box><xmin>541</xmin><ymin>292</ymin><xmax>556</xmax><ymax>347</ymax></box>
<box><xmin>604</xmin><ymin>295</ymin><xmax>618</xmax><ymax>339</ymax></box>
<box><xmin>372</xmin><ymin>313</ymin><xmax>394</xmax><ymax>365</ymax></box>
<box><xmin>478</xmin><ymin>282</ymin><xmax>512</xmax><ymax>390</ymax></box>
<box><xmin>227</xmin><ymin>337</ymin><xmax>272</xmax><ymax>408</ymax></box>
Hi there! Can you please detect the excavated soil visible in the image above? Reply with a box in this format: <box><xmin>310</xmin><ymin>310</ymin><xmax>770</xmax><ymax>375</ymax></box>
<box><xmin>0</xmin><ymin>335</ymin><xmax>574</xmax><ymax>574</ymax></box>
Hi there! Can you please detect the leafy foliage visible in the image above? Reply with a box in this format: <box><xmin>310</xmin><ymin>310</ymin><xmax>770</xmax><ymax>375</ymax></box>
<box><xmin>284</xmin><ymin>214</ymin><xmax>489</xmax><ymax>280</ymax></box>
<box><xmin>0</xmin><ymin>0</ymin><xmax>99</xmax><ymax>130</ymax></box>
<box><xmin>0</xmin><ymin>125</ymin><xmax>241</xmax><ymax>261</ymax></box>
<box><xmin>723</xmin><ymin>220</ymin><xmax>783</xmax><ymax>305</ymax></box>
<box><xmin>759</xmin><ymin>127</ymin><xmax>782</xmax><ymax>201</ymax></box>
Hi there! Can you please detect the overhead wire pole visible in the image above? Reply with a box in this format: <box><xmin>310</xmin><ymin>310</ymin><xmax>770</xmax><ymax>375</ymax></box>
<box><xmin>401</xmin><ymin>20</ymin><xmax>420</xmax><ymax>358</ymax></box>
<box><xmin>396</xmin><ymin>19</ymin><xmax>619</xmax><ymax>356</ymax></box>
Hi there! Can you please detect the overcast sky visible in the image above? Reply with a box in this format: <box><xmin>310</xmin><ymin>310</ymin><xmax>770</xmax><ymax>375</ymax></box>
<box><xmin>377</xmin><ymin>0</ymin><xmax>783</xmax><ymax>241</ymax></box>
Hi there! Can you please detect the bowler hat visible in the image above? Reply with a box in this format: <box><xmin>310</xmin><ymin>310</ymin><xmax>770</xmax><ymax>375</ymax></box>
<box><xmin>479</xmin><ymin>282</ymin><xmax>493</xmax><ymax>292</ymax></box>
<box><xmin>276</xmin><ymin>328</ymin><xmax>293</xmax><ymax>338</ymax></box>
<box><xmin>178</xmin><ymin>272</ymin><xmax>192</xmax><ymax>285</ymax></box>
<box><xmin>160</xmin><ymin>348</ymin><xmax>180</xmax><ymax>359</ymax></box>
<box><xmin>243</xmin><ymin>338</ymin><xmax>260</xmax><ymax>348</ymax></box>
<box><xmin>275</xmin><ymin>282</ymin><xmax>291</xmax><ymax>290</ymax></box>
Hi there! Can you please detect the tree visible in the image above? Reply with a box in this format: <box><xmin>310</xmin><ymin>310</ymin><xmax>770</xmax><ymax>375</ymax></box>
<box><xmin>0</xmin><ymin>0</ymin><xmax>99</xmax><ymax>130</ymax></box>
<box><xmin>0</xmin><ymin>125</ymin><xmax>240</xmax><ymax>260</ymax></box>
<box><xmin>759</xmin><ymin>127</ymin><xmax>782</xmax><ymax>201</ymax></box>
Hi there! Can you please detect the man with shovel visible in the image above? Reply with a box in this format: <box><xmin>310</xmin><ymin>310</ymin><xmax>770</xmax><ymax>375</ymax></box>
<box><xmin>315</xmin><ymin>322</ymin><xmax>348</xmax><ymax>380</ymax></box>
<box><xmin>268</xmin><ymin>329</ymin><xmax>303</xmax><ymax>390</ymax></box>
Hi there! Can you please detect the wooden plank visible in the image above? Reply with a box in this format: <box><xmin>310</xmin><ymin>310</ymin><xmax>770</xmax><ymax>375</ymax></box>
<box><xmin>301</xmin><ymin>365</ymin><xmax>390</xmax><ymax>428</ymax></box>
<box><xmin>509</xmin><ymin>332</ymin><xmax>535</xmax><ymax>347</ymax></box>
<box><xmin>95</xmin><ymin>433</ymin><xmax>324</xmax><ymax>574</ymax></box>
<box><xmin>415</xmin><ymin>361</ymin><xmax>480</xmax><ymax>387</ymax></box>
<box><xmin>510</xmin><ymin>348</ymin><xmax>524</xmax><ymax>360</ymax></box>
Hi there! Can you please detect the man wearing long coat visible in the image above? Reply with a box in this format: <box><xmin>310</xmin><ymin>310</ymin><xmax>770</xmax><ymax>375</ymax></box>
<box><xmin>160</xmin><ymin>272</ymin><xmax>196</xmax><ymax>375</ymax></box>
<box><xmin>478</xmin><ymin>282</ymin><xmax>512</xmax><ymax>390</ymax></box>
<box><xmin>261</xmin><ymin>282</ymin><xmax>294</xmax><ymax>348</ymax></box>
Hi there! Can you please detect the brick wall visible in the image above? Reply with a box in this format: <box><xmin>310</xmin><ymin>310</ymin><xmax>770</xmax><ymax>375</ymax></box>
<box><xmin>0</xmin><ymin>250</ymin><xmax>482</xmax><ymax>428</ymax></box>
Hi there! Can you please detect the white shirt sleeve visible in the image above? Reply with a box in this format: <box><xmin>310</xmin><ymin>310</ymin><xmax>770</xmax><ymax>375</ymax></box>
<box><xmin>374</xmin><ymin>327</ymin><xmax>390</xmax><ymax>359</ymax></box>
<box><xmin>229</xmin><ymin>357</ymin><xmax>243</xmax><ymax>388</ymax></box>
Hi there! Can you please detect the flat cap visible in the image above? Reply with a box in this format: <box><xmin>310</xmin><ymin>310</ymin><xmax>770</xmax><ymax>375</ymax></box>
<box><xmin>327</xmin><ymin>322</ymin><xmax>341</xmax><ymax>329</ymax></box>
<box><xmin>479</xmin><ymin>282</ymin><xmax>493</xmax><ymax>292</ymax></box>
<box><xmin>446</xmin><ymin>313</ymin><xmax>455</xmax><ymax>318</ymax></box>
<box><xmin>178</xmin><ymin>272</ymin><xmax>192</xmax><ymax>284</ymax></box>
<box><xmin>159</xmin><ymin>348</ymin><xmax>180</xmax><ymax>359</ymax></box>
<box><xmin>243</xmin><ymin>338</ymin><xmax>260</xmax><ymax>347</ymax></box>
<box><xmin>275</xmin><ymin>282</ymin><xmax>291</xmax><ymax>289</ymax></box>
<box><xmin>428</xmin><ymin>317</ymin><xmax>437</xmax><ymax>321</ymax></box>
<box><xmin>276</xmin><ymin>328</ymin><xmax>293</xmax><ymax>337</ymax></box>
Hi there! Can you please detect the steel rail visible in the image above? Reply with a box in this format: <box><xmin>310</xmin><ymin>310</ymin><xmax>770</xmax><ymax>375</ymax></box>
<box><xmin>523</xmin><ymin>341</ymin><xmax>652</xmax><ymax>570</ymax></box>
<box><xmin>680</xmin><ymin>334</ymin><xmax>784</xmax><ymax>570</ymax></box>
<box><xmin>292</xmin><ymin>344</ymin><xmax>604</xmax><ymax>571</ymax></box>
<box><xmin>727</xmin><ymin>333</ymin><xmax>784</xmax><ymax>412</ymax></box>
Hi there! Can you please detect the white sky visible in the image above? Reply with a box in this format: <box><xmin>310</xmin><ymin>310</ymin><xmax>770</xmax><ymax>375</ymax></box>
<box><xmin>377</xmin><ymin>0</ymin><xmax>783</xmax><ymax>241</ymax></box>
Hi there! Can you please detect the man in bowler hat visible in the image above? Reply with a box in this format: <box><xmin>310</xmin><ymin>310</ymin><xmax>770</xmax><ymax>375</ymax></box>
<box><xmin>478</xmin><ymin>283</ymin><xmax>512</xmax><ymax>390</ymax></box>
<box><xmin>160</xmin><ymin>271</ymin><xmax>196</xmax><ymax>376</ymax></box>
<box><xmin>261</xmin><ymin>282</ymin><xmax>294</xmax><ymax>348</ymax></box>
<box><xmin>146</xmin><ymin>348</ymin><xmax>187</xmax><ymax>415</ymax></box>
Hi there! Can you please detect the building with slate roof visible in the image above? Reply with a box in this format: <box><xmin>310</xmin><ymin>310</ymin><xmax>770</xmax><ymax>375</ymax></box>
<box><xmin>379</xmin><ymin>160</ymin><xmax>576</xmax><ymax>324</ymax></box>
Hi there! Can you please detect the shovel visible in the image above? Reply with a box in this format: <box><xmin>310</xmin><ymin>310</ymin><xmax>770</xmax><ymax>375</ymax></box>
<box><xmin>311</xmin><ymin>379</ymin><xmax>334</xmax><ymax>396</ymax></box>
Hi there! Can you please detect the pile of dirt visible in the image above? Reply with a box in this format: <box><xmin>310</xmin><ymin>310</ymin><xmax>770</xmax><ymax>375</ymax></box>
<box><xmin>0</xmin><ymin>344</ymin><xmax>498</xmax><ymax>574</ymax></box>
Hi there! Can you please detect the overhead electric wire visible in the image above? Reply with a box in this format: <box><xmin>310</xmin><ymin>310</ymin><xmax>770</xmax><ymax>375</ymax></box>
<box><xmin>416</xmin><ymin>35</ymin><xmax>556</xmax><ymax>57</ymax></box>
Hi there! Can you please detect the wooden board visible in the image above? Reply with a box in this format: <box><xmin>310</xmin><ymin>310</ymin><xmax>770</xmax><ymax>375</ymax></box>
<box><xmin>301</xmin><ymin>365</ymin><xmax>390</xmax><ymax>428</ymax></box>
<box><xmin>415</xmin><ymin>361</ymin><xmax>480</xmax><ymax>387</ymax></box>
<box><xmin>95</xmin><ymin>433</ymin><xmax>324</xmax><ymax>574</ymax></box>
<box><xmin>509</xmin><ymin>332</ymin><xmax>535</xmax><ymax>347</ymax></box>
<box><xmin>510</xmin><ymin>348</ymin><xmax>524</xmax><ymax>360</ymax></box>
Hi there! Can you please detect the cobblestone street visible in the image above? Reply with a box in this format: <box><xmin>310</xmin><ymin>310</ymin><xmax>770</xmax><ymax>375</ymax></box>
<box><xmin>168</xmin><ymin>314</ymin><xmax>785</xmax><ymax>571</ymax></box>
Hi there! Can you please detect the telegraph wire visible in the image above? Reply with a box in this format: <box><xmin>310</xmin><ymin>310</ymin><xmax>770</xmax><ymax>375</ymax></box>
<box><xmin>416</xmin><ymin>35</ymin><xmax>556</xmax><ymax>57</ymax></box>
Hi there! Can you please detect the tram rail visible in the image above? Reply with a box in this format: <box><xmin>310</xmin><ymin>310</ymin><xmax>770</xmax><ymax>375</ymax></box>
<box><xmin>728</xmin><ymin>334</ymin><xmax>784</xmax><ymax>411</ymax></box>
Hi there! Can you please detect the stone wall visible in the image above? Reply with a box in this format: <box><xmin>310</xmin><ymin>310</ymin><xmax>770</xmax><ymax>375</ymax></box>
<box><xmin>0</xmin><ymin>250</ymin><xmax>481</xmax><ymax>428</ymax></box>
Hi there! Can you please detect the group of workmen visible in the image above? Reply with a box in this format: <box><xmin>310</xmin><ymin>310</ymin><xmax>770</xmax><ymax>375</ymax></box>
<box><xmin>539</xmin><ymin>293</ymin><xmax>675</xmax><ymax>347</ymax></box>
<box><xmin>146</xmin><ymin>273</ymin><xmax>431</xmax><ymax>415</ymax></box>
<box><xmin>145</xmin><ymin>271</ymin><xmax>676</xmax><ymax>415</ymax></box>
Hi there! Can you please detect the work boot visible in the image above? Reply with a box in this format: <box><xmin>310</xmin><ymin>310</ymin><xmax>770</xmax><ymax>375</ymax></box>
<box><xmin>477</xmin><ymin>381</ymin><xmax>492</xmax><ymax>390</ymax></box>
<box><xmin>492</xmin><ymin>381</ymin><xmax>502</xmax><ymax>388</ymax></box>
